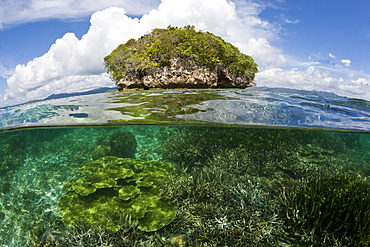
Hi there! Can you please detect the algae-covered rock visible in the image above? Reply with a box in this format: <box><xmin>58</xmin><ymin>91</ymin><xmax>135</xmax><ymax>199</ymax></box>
<box><xmin>91</xmin><ymin>145</ymin><xmax>111</xmax><ymax>160</ymax></box>
<box><xmin>59</xmin><ymin>156</ymin><xmax>178</xmax><ymax>232</ymax></box>
<box><xmin>92</xmin><ymin>131</ymin><xmax>137</xmax><ymax>160</ymax></box>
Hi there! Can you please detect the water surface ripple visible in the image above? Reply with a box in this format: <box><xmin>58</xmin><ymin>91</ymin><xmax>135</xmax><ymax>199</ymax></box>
<box><xmin>1</xmin><ymin>87</ymin><xmax>370</xmax><ymax>131</ymax></box>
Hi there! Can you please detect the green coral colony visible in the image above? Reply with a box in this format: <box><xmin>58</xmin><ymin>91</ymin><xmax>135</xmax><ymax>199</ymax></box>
<box><xmin>59</xmin><ymin>156</ymin><xmax>178</xmax><ymax>232</ymax></box>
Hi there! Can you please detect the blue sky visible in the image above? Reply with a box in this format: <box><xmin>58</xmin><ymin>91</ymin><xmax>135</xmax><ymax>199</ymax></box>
<box><xmin>0</xmin><ymin>0</ymin><xmax>369</xmax><ymax>106</ymax></box>
<box><xmin>262</xmin><ymin>0</ymin><xmax>370</xmax><ymax>74</ymax></box>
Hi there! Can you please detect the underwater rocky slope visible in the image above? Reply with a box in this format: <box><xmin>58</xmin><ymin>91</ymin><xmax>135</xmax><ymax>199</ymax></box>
<box><xmin>0</xmin><ymin>126</ymin><xmax>370</xmax><ymax>246</ymax></box>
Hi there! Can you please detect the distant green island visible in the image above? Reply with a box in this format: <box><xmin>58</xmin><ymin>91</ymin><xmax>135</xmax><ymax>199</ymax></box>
<box><xmin>104</xmin><ymin>25</ymin><xmax>258</xmax><ymax>90</ymax></box>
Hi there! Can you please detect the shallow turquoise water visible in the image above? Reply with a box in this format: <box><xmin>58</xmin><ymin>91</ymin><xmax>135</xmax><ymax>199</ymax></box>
<box><xmin>1</xmin><ymin>88</ymin><xmax>370</xmax><ymax>246</ymax></box>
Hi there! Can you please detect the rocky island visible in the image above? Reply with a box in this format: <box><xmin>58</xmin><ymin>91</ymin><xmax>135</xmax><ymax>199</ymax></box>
<box><xmin>104</xmin><ymin>25</ymin><xmax>258</xmax><ymax>90</ymax></box>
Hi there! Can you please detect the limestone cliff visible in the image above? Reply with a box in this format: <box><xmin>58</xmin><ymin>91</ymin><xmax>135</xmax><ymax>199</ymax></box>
<box><xmin>117</xmin><ymin>57</ymin><xmax>256</xmax><ymax>90</ymax></box>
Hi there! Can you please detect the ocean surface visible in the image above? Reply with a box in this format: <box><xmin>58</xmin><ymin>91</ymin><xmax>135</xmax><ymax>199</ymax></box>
<box><xmin>1</xmin><ymin>87</ymin><xmax>370</xmax><ymax>246</ymax></box>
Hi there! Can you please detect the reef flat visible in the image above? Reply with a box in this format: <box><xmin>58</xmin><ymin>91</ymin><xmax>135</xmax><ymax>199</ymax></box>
<box><xmin>0</xmin><ymin>126</ymin><xmax>370</xmax><ymax>246</ymax></box>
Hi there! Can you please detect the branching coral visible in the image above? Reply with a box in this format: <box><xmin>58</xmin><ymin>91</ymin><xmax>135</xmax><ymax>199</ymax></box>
<box><xmin>280</xmin><ymin>174</ymin><xmax>370</xmax><ymax>246</ymax></box>
<box><xmin>160</xmin><ymin>166</ymin><xmax>283</xmax><ymax>246</ymax></box>
<box><xmin>162</xmin><ymin>126</ymin><xmax>348</xmax><ymax>175</ymax></box>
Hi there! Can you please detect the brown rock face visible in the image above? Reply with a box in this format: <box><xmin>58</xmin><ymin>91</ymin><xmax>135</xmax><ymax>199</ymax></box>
<box><xmin>117</xmin><ymin>57</ymin><xmax>256</xmax><ymax>91</ymax></box>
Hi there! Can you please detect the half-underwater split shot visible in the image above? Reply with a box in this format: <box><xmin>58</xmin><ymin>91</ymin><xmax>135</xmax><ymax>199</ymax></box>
<box><xmin>1</xmin><ymin>1</ymin><xmax>370</xmax><ymax>246</ymax></box>
<box><xmin>1</xmin><ymin>88</ymin><xmax>370</xmax><ymax>246</ymax></box>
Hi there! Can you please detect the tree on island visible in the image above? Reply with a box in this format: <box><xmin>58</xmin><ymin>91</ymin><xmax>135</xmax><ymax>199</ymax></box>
<box><xmin>104</xmin><ymin>25</ymin><xmax>258</xmax><ymax>90</ymax></box>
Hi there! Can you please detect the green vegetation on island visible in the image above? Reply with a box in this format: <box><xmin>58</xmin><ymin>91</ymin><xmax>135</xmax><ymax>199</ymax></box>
<box><xmin>104</xmin><ymin>25</ymin><xmax>258</xmax><ymax>82</ymax></box>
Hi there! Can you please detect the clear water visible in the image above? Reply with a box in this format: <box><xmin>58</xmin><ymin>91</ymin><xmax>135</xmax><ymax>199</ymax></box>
<box><xmin>1</xmin><ymin>88</ymin><xmax>370</xmax><ymax>246</ymax></box>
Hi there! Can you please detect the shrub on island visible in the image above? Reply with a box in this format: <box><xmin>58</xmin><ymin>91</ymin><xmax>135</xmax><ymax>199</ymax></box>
<box><xmin>104</xmin><ymin>25</ymin><xmax>258</xmax><ymax>90</ymax></box>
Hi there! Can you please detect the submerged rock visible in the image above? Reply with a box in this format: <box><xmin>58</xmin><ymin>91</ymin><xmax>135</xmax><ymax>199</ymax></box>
<box><xmin>91</xmin><ymin>130</ymin><xmax>137</xmax><ymax>160</ymax></box>
<box><xmin>1</xmin><ymin>182</ymin><xmax>11</xmax><ymax>194</ymax></box>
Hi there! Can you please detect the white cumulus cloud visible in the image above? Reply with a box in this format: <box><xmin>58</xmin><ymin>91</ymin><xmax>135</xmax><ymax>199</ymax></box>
<box><xmin>0</xmin><ymin>0</ymin><xmax>161</xmax><ymax>28</ymax></box>
<box><xmin>257</xmin><ymin>66</ymin><xmax>370</xmax><ymax>100</ymax></box>
<box><xmin>341</xmin><ymin>59</ymin><xmax>351</xmax><ymax>67</ymax></box>
<box><xmin>2</xmin><ymin>0</ymin><xmax>283</xmax><ymax>106</ymax></box>
<box><xmin>236</xmin><ymin>38</ymin><xmax>285</xmax><ymax>68</ymax></box>
<box><xmin>4</xmin><ymin>6</ymin><xmax>142</xmax><ymax>102</ymax></box>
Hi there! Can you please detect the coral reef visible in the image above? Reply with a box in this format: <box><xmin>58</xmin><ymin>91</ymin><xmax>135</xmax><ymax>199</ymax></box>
<box><xmin>1</xmin><ymin>125</ymin><xmax>369</xmax><ymax>246</ymax></box>
<box><xmin>0</xmin><ymin>128</ymin><xmax>103</xmax><ymax>246</ymax></box>
<box><xmin>280</xmin><ymin>174</ymin><xmax>370</xmax><ymax>246</ymax></box>
<box><xmin>206</xmin><ymin>145</ymin><xmax>345</xmax><ymax>182</ymax></box>
<box><xmin>297</xmin><ymin>143</ymin><xmax>348</xmax><ymax>165</ymax></box>
<box><xmin>160</xmin><ymin>165</ymin><xmax>283</xmax><ymax>246</ymax></box>
<box><xmin>92</xmin><ymin>130</ymin><xmax>137</xmax><ymax>160</ymax></box>
<box><xmin>0</xmin><ymin>126</ymin><xmax>166</xmax><ymax>246</ymax></box>
<box><xmin>159</xmin><ymin>126</ymin><xmax>361</xmax><ymax>246</ymax></box>
<box><xmin>162</xmin><ymin>126</ymin><xmax>348</xmax><ymax>174</ymax></box>
<box><xmin>59</xmin><ymin>156</ymin><xmax>178</xmax><ymax>232</ymax></box>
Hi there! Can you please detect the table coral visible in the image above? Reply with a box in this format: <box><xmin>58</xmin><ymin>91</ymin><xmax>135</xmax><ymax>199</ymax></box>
<box><xmin>58</xmin><ymin>156</ymin><xmax>178</xmax><ymax>232</ymax></box>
